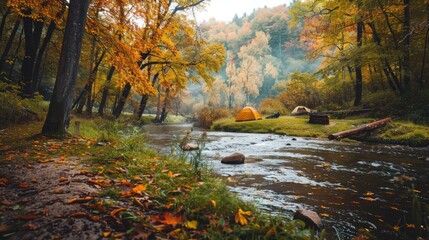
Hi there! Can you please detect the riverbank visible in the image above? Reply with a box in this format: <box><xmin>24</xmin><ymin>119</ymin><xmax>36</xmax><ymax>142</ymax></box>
<box><xmin>211</xmin><ymin>116</ymin><xmax>429</xmax><ymax>147</ymax></box>
<box><xmin>0</xmin><ymin>118</ymin><xmax>312</xmax><ymax>239</ymax></box>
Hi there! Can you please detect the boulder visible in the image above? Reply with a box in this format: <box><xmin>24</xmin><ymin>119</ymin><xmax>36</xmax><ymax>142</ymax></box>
<box><xmin>221</xmin><ymin>152</ymin><xmax>245</xmax><ymax>164</ymax></box>
<box><xmin>183</xmin><ymin>143</ymin><xmax>199</xmax><ymax>151</ymax></box>
<box><xmin>293</xmin><ymin>209</ymin><xmax>323</xmax><ymax>230</ymax></box>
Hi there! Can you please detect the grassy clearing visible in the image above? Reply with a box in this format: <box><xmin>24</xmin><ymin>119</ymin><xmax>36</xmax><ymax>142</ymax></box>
<box><xmin>212</xmin><ymin>116</ymin><xmax>429</xmax><ymax>146</ymax></box>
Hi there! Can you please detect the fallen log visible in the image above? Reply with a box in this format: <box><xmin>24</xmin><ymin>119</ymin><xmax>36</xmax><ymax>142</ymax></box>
<box><xmin>328</xmin><ymin>117</ymin><xmax>391</xmax><ymax>140</ymax></box>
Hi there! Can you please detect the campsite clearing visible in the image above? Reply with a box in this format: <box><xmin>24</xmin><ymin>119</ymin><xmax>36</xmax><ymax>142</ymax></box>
<box><xmin>212</xmin><ymin>116</ymin><xmax>429</xmax><ymax>147</ymax></box>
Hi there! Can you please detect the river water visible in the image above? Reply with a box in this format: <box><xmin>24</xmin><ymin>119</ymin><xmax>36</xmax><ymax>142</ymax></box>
<box><xmin>141</xmin><ymin>123</ymin><xmax>429</xmax><ymax>239</ymax></box>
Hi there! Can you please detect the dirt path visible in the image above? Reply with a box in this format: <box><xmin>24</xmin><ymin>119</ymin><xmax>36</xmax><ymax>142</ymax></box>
<box><xmin>0</xmin><ymin>125</ymin><xmax>131</xmax><ymax>239</ymax></box>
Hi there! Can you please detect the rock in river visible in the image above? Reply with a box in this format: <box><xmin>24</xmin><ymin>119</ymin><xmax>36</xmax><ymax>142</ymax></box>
<box><xmin>293</xmin><ymin>209</ymin><xmax>323</xmax><ymax>230</ymax></box>
<box><xmin>183</xmin><ymin>143</ymin><xmax>199</xmax><ymax>151</ymax></box>
<box><xmin>221</xmin><ymin>152</ymin><xmax>245</xmax><ymax>164</ymax></box>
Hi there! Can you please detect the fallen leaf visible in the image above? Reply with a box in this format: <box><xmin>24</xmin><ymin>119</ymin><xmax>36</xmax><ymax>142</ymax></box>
<box><xmin>67</xmin><ymin>197</ymin><xmax>93</xmax><ymax>204</ymax></box>
<box><xmin>132</xmin><ymin>184</ymin><xmax>147</xmax><ymax>195</ymax></box>
<box><xmin>235</xmin><ymin>209</ymin><xmax>252</xmax><ymax>226</ymax></box>
<box><xmin>364</xmin><ymin>192</ymin><xmax>374</xmax><ymax>196</ymax></box>
<box><xmin>184</xmin><ymin>220</ymin><xmax>198</xmax><ymax>229</ymax></box>
<box><xmin>113</xmin><ymin>233</ymin><xmax>124</xmax><ymax>238</ymax></box>
<box><xmin>320</xmin><ymin>213</ymin><xmax>330</xmax><ymax>217</ymax></box>
<box><xmin>70</xmin><ymin>212</ymin><xmax>88</xmax><ymax>218</ymax></box>
<box><xmin>121</xmin><ymin>180</ymin><xmax>133</xmax><ymax>187</ymax></box>
<box><xmin>393</xmin><ymin>225</ymin><xmax>400</xmax><ymax>232</ymax></box>
<box><xmin>210</xmin><ymin>200</ymin><xmax>216</xmax><ymax>208</ymax></box>
<box><xmin>0</xmin><ymin>178</ymin><xmax>8</xmax><ymax>186</ymax></box>
<box><xmin>59</xmin><ymin>177</ymin><xmax>67</xmax><ymax>182</ymax></box>
<box><xmin>152</xmin><ymin>212</ymin><xmax>184</xmax><ymax>226</ymax></box>
<box><xmin>19</xmin><ymin>183</ymin><xmax>29</xmax><ymax>188</ymax></box>
<box><xmin>103</xmin><ymin>232</ymin><xmax>111</xmax><ymax>237</ymax></box>
<box><xmin>26</xmin><ymin>223</ymin><xmax>37</xmax><ymax>230</ymax></box>
<box><xmin>15</xmin><ymin>215</ymin><xmax>37</xmax><ymax>220</ymax></box>
<box><xmin>110</xmin><ymin>208</ymin><xmax>127</xmax><ymax>221</ymax></box>
<box><xmin>406</xmin><ymin>223</ymin><xmax>415</xmax><ymax>228</ymax></box>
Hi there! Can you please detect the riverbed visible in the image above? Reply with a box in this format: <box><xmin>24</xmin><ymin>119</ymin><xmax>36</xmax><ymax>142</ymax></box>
<box><xmin>141</xmin><ymin>123</ymin><xmax>429</xmax><ymax>239</ymax></box>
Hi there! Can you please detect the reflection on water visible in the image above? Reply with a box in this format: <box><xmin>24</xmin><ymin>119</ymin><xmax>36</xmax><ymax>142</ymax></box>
<box><xmin>142</xmin><ymin>123</ymin><xmax>429</xmax><ymax>239</ymax></box>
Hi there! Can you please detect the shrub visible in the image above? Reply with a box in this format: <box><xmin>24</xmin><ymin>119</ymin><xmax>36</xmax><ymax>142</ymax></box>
<box><xmin>0</xmin><ymin>82</ymin><xmax>44</xmax><ymax>126</ymax></box>
<box><xmin>259</xmin><ymin>98</ymin><xmax>288</xmax><ymax>115</ymax></box>
<box><xmin>195</xmin><ymin>107</ymin><xmax>231</xmax><ymax>128</ymax></box>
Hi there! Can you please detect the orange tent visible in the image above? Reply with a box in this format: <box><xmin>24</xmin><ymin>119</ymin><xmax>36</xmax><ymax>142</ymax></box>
<box><xmin>235</xmin><ymin>107</ymin><xmax>262</xmax><ymax>122</ymax></box>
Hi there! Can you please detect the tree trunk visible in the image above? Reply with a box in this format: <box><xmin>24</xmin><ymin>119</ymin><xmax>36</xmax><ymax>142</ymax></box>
<box><xmin>42</xmin><ymin>0</ymin><xmax>90</xmax><ymax>134</ymax></box>
<box><xmin>158</xmin><ymin>87</ymin><xmax>170</xmax><ymax>123</ymax></box>
<box><xmin>98</xmin><ymin>65</ymin><xmax>115</xmax><ymax>116</ymax></box>
<box><xmin>0</xmin><ymin>7</ymin><xmax>11</xmax><ymax>41</ymax></box>
<box><xmin>8</xmin><ymin>28</ymin><xmax>24</xmax><ymax>78</ymax></box>
<box><xmin>368</xmin><ymin>22</ymin><xmax>403</xmax><ymax>94</ymax></box>
<box><xmin>21</xmin><ymin>11</ymin><xmax>44</xmax><ymax>97</ymax></box>
<box><xmin>403</xmin><ymin>0</ymin><xmax>411</xmax><ymax>91</ymax></box>
<box><xmin>354</xmin><ymin>19</ymin><xmax>363</xmax><ymax>106</ymax></box>
<box><xmin>136</xmin><ymin>73</ymin><xmax>159</xmax><ymax>120</ymax></box>
<box><xmin>0</xmin><ymin>19</ymin><xmax>20</xmax><ymax>71</ymax></box>
<box><xmin>420</xmin><ymin>18</ymin><xmax>429</xmax><ymax>87</ymax></box>
<box><xmin>154</xmin><ymin>85</ymin><xmax>162</xmax><ymax>122</ymax></box>
<box><xmin>32</xmin><ymin>20</ymin><xmax>57</xmax><ymax>92</ymax></box>
<box><xmin>113</xmin><ymin>83</ymin><xmax>132</xmax><ymax>118</ymax></box>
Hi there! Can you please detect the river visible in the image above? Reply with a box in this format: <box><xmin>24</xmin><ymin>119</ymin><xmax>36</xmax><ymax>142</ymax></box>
<box><xmin>141</xmin><ymin>123</ymin><xmax>429</xmax><ymax>239</ymax></box>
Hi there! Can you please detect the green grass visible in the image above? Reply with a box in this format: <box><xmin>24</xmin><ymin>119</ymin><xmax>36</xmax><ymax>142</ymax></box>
<box><xmin>212</xmin><ymin>116</ymin><xmax>373</xmax><ymax>138</ymax></box>
<box><xmin>212</xmin><ymin>116</ymin><xmax>429</xmax><ymax>146</ymax></box>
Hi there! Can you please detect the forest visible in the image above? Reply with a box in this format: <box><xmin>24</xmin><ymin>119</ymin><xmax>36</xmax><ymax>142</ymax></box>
<box><xmin>1</xmin><ymin>0</ymin><xmax>429</xmax><ymax>239</ymax></box>
<box><xmin>1</xmin><ymin>0</ymin><xmax>428</xmax><ymax>129</ymax></box>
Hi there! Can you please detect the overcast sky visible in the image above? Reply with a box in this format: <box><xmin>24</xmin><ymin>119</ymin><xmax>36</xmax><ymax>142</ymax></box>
<box><xmin>194</xmin><ymin>0</ymin><xmax>293</xmax><ymax>23</ymax></box>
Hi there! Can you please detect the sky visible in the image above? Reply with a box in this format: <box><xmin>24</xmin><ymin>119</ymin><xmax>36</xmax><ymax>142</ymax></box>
<box><xmin>194</xmin><ymin>0</ymin><xmax>294</xmax><ymax>23</ymax></box>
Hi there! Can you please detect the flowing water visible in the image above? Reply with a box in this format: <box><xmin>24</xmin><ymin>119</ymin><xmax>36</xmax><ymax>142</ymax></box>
<box><xmin>141</xmin><ymin>123</ymin><xmax>429</xmax><ymax>239</ymax></box>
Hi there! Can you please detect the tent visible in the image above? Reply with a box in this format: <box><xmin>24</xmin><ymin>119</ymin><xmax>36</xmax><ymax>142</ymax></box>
<box><xmin>291</xmin><ymin>106</ymin><xmax>311</xmax><ymax>115</ymax></box>
<box><xmin>235</xmin><ymin>107</ymin><xmax>262</xmax><ymax>122</ymax></box>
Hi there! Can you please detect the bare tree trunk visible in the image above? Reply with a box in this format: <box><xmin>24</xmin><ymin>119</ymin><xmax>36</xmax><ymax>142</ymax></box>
<box><xmin>32</xmin><ymin>21</ymin><xmax>59</xmax><ymax>92</ymax></box>
<box><xmin>420</xmin><ymin>3</ymin><xmax>429</xmax><ymax>87</ymax></box>
<box><xmin>158</xmin><ymin>87</ymin><xmax>170</xmax><ymax>123</ymax></box>
<box><xmin>8</xmin><ymin>28</ymin><xmax>23</xmax><ymax>79</ymax></box>
<box><xmin>403</xmin><ymin>0</ymin><xmax>411</xmax><ymax>91</ymax></box>
<box><xmin>154</xmin><ymin>85</ymin><xmax>162</xmax><ymax>122</ymax></box>
<box><xmin>113</xmin><ymin>83</ymin><xmax>132</xmax><ymax>118</ymax></box>
<box><xmin>0</xmin><ymin>7</ymin><xmax>11</xmax><ymax>41</ymax></box>
<box><xmin>21</xmin><ymin>11</ymin><xmax>44</xmax><ymax>97</ymax></box>
<box><xmin>98</xmin><ymin>65</ymin><xmax>115</xmax><ymax>116</ymax></box>
<box><xmin>368</xmin><ymin>22</ymin><xmax>403</xmax><ymax>94</ymax></box>
<box><xmin>354</xmin><ymin>19</ymin><xmax>363</xmax><ymax>106</ymax></box>
<box><xmin>0</xmin><ymin>19</ymin><xmax>20</xmax><ymax>71</ymax></box>
<box><xmin>136</xmin><ymin>73</ymin><xmax>159</xmax><ymax>120</ymax></box>
<box><xmin>42</xmin><ymin>0</ymin><xmax>90</xmax><ymax>134</ymax></box>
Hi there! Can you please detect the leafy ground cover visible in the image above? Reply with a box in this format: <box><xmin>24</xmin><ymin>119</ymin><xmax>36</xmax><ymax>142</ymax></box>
<box><xmin>0</xmin><ymin>118</ymin><xmax>316</xmax><ymax>239</ymax></box>
<box><xmin>212</xmin><ymin>116</ymin><xmax>429</xmax><ymax>147</ymax></box>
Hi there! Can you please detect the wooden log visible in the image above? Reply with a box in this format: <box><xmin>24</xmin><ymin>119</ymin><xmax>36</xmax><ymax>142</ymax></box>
<box><xmin>328</xmin><ymin>117</ymin><xmax>391</xmax><ymax>140</ymax></box>
<box><xmin>309</xmin><ymin>113</ymin><xmax>330</xmax><ymax>125</ymax></box>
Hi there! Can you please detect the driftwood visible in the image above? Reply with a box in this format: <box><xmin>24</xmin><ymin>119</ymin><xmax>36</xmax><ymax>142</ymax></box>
<box><xmin>309</xmin><ymin>113</ymin><xmax>330</xmax><ymax>125</ymax></box>
<box><xmin>328</xmin><ymin>117</ymin><xmax>391</xmax><ymax>140</ymax></box>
